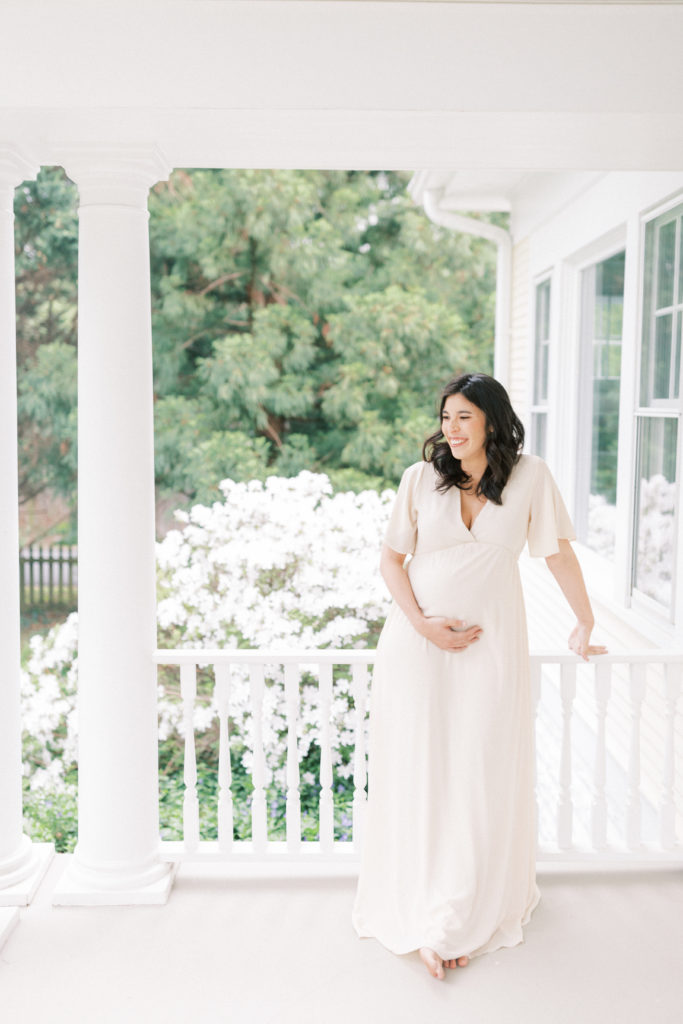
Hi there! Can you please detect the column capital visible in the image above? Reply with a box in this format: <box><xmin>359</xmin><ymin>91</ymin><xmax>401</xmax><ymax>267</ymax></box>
<box><xmin>0</xmin><ymin>146</ymin><xmax>39</xmax><ymax>194</ymax></box>
<box><xmin>59</xmin><ymin>144</ymin><xmax>171</xmax><ymax>208</ymax></box>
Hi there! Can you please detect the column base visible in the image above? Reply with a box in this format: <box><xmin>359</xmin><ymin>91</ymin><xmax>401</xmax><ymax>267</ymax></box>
<box><xmin>53</xmin><ymin>855</ymin><xmax>177</xmax><ymax>906</ymax></box>
<box><xmin>0</xmin><ymin>842</ymin><xmax>55</xmax><ymax>907</ymax></box>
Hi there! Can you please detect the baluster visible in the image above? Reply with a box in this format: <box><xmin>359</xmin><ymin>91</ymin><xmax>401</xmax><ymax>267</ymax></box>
<box><xmin>180</xmin><ymin>663</ymin><xmax>200</xmax><ymax>852</ymax></box>
<box><xmin>660</xmin><ymin>662</ymin><xmax>681</xmax><ymax>850</ymax></box>
<box><xmin>557</xmin><ymin>663</ymin><xmax>576</xmax><ymax>851</ymax></box>
<box><xmin>351</xmin><ymin>662</ymin><xmax>369</xmax><ymax>851</ymax></box>
<box><xmin>284</xmin><ymin>663</ymin><xmax>302</xmax><ymax>853</ymax></box>
<box><xmin>318</xmin><ymin>662</ymin><xmax>334</xmax><ymax>854</ymax></box>
<box><xmin>29</xmin><ymin>545</ymin><xmax>34</xmax><ymax>606</ymax></box>
<box><xmin>591</xmin><ymin>661</ymin><xmax>611</xmax><ymax>850</ymax></box>
<box><xmin>248</xmin><ymin>664</ymin><xmax>267</xmax><ymax>854</ymax></box>
<box><xmin>530</xmin><ymin>659</ymin><xmax>542</xmax><ymax>847</ymax></box>
<box><xmin>48</xmin><ymin>545</ymin><xmax>54</xmax><ymax>605</ymax></box>
<box><xmin>39</xmin><ymin>545</ymin><xmax>45</xmax><ymax>604</ymax></box>
<box><xmin>215</xmin><ymin>663</ymin><xmax>234</xmax><ymax>855</ymax></box>
<box><xmin>626</xmin><ymin>663</ymin><xmax>646</xmax><ymax>849</ymax></box>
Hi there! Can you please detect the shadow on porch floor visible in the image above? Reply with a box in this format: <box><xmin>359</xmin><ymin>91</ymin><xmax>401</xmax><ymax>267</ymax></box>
<box><xmin>1</xmin><ymin>855</ymin><xmax>682</xmax><ymax>1024</ymax></box>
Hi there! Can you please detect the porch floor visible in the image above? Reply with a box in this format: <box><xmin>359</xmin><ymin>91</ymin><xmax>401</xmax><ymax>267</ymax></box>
<box><xmin>2</xmin><ymin>855</ymin><xmax>683</xmax><ymax>1024</ymax></box>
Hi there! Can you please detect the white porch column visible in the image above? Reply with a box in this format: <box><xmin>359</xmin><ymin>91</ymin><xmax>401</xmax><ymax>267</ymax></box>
<box><xmin>53</xmin><ymin>148</ymin><xmax>174</xmax><ymax>905</ymax></box>
<box><xmin>0</xmin><ymin>148</ymin><xmax>54</xmax><ymax>920</ymax></box>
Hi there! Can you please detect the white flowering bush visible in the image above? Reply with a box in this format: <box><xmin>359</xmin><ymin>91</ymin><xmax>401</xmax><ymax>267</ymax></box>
<box><xmin>22</xmin><ymin>472</ymin><xmax>394</xmax><ymax>848</ymax></box>
<box><xmin>586</xmin><ymin>477</ymin><xmax>674</xmax><ymax>608</ymax></box>
<box><xmin>157</xmin><ymin>471</ymin><xmax>391</xmax><ymax>649</ymax></box>
<box><xmin>156</xmin><ymin>472</ymin><xmax>393</xmax><ymax>841</ymax></box>
<box><xmin>21</xmin><ymin>613</ymin><xmax>79</xmax><ymax>849</ymax></box>
<box><xmin>635</xmin><ymin>473</ymin><xmax>675</xmax><ymax>605</ymax></box>
<box><xmin>586</xmin><ymin>493</ymin><xmax>618</xmax><ymax>559</ymax></box>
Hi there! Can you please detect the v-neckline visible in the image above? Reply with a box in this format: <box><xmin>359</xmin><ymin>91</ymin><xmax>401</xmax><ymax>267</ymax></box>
<box><xmin>458</xmin><ymin>487</ymin><xmax>488</xmax><ymax>534</ymax></box>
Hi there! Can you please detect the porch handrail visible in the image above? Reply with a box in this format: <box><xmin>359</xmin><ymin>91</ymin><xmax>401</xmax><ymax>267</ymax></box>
<box><xmin>155</xmin><ymin>649</ymin><xmax>377</xmax><ymax>664</ymax></box>
<box><xmin>155</xmin><ymin>649</ymin><xmax>683</xmax><ymax>665</ymax></box>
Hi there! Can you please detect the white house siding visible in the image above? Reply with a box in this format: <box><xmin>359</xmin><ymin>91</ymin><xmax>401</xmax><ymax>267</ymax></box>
<box><xmin>511</xmin><ymin>172</ymin><xmax>683</xmax><ymax>268</ymax></box>
<box><xmin>509</xmin><ymin>236</ymin><xmax>531</xmax><ymax>426</ymax></box>
<box><xmin>509</xmin><ymin>173</ymin><xmax>683</xmax><ymax>844</ymax></box>
<box><xmin>510</xmin><ymin>170</ymin><xmax>683</xmax><ymax>622</ymax></box>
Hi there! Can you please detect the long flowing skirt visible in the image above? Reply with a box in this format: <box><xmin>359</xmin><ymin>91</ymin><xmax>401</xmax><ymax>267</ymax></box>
<box><xmin>351</xmin><ymin>543</ymin><xmax>541</xmax><ymax>959</ymax></box>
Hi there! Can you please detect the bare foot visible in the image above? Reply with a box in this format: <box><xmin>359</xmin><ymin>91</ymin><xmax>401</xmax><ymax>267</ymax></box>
<box><xmin>419</xmin><ymin>948</ymin><xmax>470</xmax><ymax>979</ymax></box>
<box><xmin>444</xmin><ymin>955</ymin><xmax>470</xmax><ymax>969</ymax></box>
<box><xmin>419</xmin><ymin>947</ymin><xmax>445</xmax><ymax>979</ymax></box>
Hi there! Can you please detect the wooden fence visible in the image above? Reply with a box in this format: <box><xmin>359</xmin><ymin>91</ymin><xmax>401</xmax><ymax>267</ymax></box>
<box><xmin>20</xmin><ymin>545</ymin><xmax>78</xmax><ymax>608</ymax></box>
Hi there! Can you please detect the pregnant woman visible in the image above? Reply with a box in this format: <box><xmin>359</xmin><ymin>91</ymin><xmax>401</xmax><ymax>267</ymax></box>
<box><xmin>351</xmin><ymin>372</ymin><xmax>606</xmax><ymax>980</ymax></box>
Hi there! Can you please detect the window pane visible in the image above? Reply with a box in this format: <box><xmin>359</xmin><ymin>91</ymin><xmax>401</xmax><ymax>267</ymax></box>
<box><xmin>534</xmin><ymin>280</ymin><xmax>550</xmax><ymax>405</ymax></box>
<box><xmin>539</xmin><ymin>342</ymin><xmax>549</xmax><ymax>403</ymax></box>
<box><xmin>642</xmin><ymin>209</ymin><xmax>683</xmax><ymax>405</ymax></box>
<box><xmin>633</xmin><ymin>416</ymin><xmax>677</xmax><ymax>609</ymax></box>
<box><xmin>640</xmin><ymin>219</ymin><xmax>656</xmax><ymax>406</ymax></box>
<box><xmin>540</xmin><ymin>279</ymin><xmax>550</xmax><ymax>339</ymax></box>
<box><xmin>591</xmin><ymin>378</ymin><xmax>621</xmax><ymax>502</ymax></box>
<box><xmin>654</xmin><ymin>313</ymin><xmax>673</xmax><ymax>399</ymax></box>
<box><xmin>581</xmin><ymin>251</ymin><xmax>624</xmax><ymax>559</ymax></box>
<box><xmin>531</xmin><ymin>411</ymin><xmax>547</xmax><ymax>459</ymax></box>
<box><xmin>675</xmin><ymin>312</ymin><xmax>681</xmax><ymax>401</ymax></box>
<box><xmin>656</xmin><ymin>219</ymin><xmax>676</xmax><ymax>310</ymax></box>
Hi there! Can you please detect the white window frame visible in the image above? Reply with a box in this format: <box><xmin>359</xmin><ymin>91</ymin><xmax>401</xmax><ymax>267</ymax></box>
<box><xmin>630</xmin><ymin>197</ymin><xmax>683</xmax><ymax>626</ymax></box>
<box><xmin>529</xmin><ymin>274</ymin><xmax>552</xmax><ymax>459</ymax></box>
<box><xmin>639</xmin><ymin>208</ymin><xmax>683</xmax><ymax>410</ymax></box>
<box><xmin>574</xmin><ymin>245</ymin><xmax>626</xmax><ymax>551</ymax></box>
<box><xmin>537</xmin><ymin>228</ymin><xmax>629</xmax><ymax>610</ymax></box>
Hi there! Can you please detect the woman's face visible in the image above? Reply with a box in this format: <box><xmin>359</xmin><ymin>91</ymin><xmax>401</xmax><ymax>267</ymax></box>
<box><xmin>441</xmin><ymin>393</ymin><xmax>489</xmax><ymax>462</ymax></box>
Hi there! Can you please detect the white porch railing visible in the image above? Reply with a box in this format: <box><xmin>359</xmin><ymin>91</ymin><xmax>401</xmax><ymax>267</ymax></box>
<box><xmin>154</xmin><ymin>649</ymin><xmax>683</xmax><ymax>869</ymax></box>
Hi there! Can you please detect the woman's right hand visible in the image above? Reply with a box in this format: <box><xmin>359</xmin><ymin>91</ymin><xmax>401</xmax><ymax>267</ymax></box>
<box><xmin>417</xmin><ymin>617</ymin><xmax>482</xmax><ymax>652</ymax></box>
<box><xmin>379</xmin><ymin>545</ymin><xmax>482</xmax><ymax>653</ymax></box>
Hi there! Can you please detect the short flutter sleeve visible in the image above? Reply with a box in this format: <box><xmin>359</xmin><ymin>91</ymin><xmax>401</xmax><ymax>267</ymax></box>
<box><xmin>527</xmin><ymin>457</ymin><xmax>576</xmax><ymax>557</ymax></box>
<box><xmin>384</xmin><ymin>461</ymin><xmax>423</xmax><ymax>555</ymax></box>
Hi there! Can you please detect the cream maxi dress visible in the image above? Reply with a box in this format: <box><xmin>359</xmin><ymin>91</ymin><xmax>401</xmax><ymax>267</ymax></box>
<box><xmin>351</xmin><ymin>453</ymin><xmax>575</xmax><ymax>961</ymax></box>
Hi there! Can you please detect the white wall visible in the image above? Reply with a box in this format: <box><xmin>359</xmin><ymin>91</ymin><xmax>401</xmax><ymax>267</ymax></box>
<box><xmin>516</xmin><ymin>173</ymin><xmax>683</xmax><ymax>275</ymax></box>
<box><xmin>511</xmin><ymin>170</ymin><xmax>683</xmax><ymax>639</ymax></box>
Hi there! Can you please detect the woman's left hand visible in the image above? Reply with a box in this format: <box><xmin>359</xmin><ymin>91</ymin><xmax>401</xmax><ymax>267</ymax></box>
<box><xmin>568</xmin><ymin>620</ymin><xmax>608</xmax><ymax>661</ymax></box>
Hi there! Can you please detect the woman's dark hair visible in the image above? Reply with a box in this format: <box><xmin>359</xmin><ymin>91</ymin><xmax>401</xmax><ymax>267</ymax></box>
<box><xmin>422</xmin><ymin>373</ymin><xmax>524</xmax><ymax>503</ymax></box>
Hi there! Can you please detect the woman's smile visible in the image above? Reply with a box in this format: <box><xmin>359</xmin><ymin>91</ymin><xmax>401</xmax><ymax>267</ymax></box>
<box><xmin>447</xmin><ymin>436</ymin><xmax>469</xmax><ymax>451</ymax></box>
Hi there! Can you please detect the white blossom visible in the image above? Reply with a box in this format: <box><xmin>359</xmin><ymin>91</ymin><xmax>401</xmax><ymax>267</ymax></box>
<box><xmin>586</xmin><ymin>477</ymin><xmax>675</xmax><ymax>606</ymax></box>
<box><xmin>23</xmin><ymin>472</ymin><xmax>394</xmax><ymax>800</ymax></box>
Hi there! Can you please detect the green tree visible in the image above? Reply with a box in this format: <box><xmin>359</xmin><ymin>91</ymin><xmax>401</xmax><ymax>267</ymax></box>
<box><xmin>148</xmin><ymin>169</ymin><xmax>498</xmax><ymax>502</ymax></box>
<box><xmin>17</xmin><ymin>341</ymin><xmax>77</xmax><ymax>509</ymax></box>
<box><xmin>15</xmin><ymin>167</ymin><xmax>500</xmax><ymax>524</ymax></box>
<box><xmin>14</xmin><ymin>167</ymin><xmax>78</xmax><ymax>533</ymax></box>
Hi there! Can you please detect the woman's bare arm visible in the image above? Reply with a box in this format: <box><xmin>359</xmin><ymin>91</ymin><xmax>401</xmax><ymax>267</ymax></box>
<box><xmin>380</xmin><ymin>544</ymin><xmax>482</xmax><ymax>653</ymax></box>
<box><xmin>544</xmin><ymin>538</ymin><xmax>608</xmax><ymax>661</ymax></box>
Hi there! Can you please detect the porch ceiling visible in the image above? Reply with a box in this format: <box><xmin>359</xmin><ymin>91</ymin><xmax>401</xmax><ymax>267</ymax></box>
<box><xmin>2</xmin><ymin>2</ymin><xmax>683</xmax><ymax>170</ymax></box>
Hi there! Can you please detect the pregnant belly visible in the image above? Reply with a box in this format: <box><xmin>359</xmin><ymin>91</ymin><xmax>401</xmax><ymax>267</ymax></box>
<box><xmin>407</xmin><ymin>543</ymin><xmax>518</xmax><ymax>626</ymax></box>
